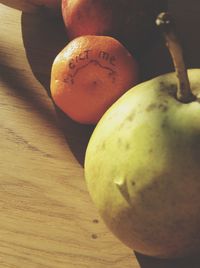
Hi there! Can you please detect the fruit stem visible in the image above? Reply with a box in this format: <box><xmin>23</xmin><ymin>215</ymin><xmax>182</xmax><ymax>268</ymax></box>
<box><xmin>156</xmin><ymin>12</ymin><xmax>196</xmax><ymax>103</ymax></box>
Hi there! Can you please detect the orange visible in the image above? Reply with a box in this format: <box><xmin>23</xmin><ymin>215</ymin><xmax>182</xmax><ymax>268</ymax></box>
<box><xmin>50</xmin><ymin>35</ymin><xmax>139</xmax><ymax>124</ymax></box>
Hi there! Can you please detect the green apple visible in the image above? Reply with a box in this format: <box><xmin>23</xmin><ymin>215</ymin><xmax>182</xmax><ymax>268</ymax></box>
<box><xmin>84</xmin><ymin>13</ymin><xmax>200</xmax><ymax>258</ymax></box>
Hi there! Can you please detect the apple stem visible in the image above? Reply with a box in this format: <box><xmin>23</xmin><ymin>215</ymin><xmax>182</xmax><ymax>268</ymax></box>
<box><xmin>156</xmin><ymin>12</ymin><xmax>196</xmax><ymax>103</ymax></box>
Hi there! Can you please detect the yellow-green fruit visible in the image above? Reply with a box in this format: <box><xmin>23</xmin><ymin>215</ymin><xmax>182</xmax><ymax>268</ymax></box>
<box><xmin>84</xmin><ymin>69</ymin><xmax>200</xmax><ymax>258</ymax></box>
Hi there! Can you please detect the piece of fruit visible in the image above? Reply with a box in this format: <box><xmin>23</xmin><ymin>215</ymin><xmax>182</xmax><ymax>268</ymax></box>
<box><xmin>1</xmin><ymin>0</ymin><xmax>60</xmax><ymax>13</ymax></box>
<box><xmin>50</xmin><ymin>35</ymin><xmax>139</xmax><ymax>124</ymax></box>
<box><xmin>61</xmin><ymin>0</ymin><xmax>168</xmax><ymax>53</ymax></box>
<box><xmin>84</xmin><ymin>13</ymin><xmax>200</xmax><ymax>258</ymax></box>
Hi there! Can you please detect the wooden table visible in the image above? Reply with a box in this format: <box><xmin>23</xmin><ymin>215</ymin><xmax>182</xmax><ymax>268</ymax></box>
<box><xmin>0</xmin><ymin>2</ymin><xmax>200</xmax><ymax>267</ymax></box>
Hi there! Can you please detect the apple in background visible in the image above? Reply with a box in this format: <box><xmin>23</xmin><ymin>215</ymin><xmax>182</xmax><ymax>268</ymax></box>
<box><xmin>61</xmin><ymin>0</ymin><xmax>168</xmax><ymax>54</ymax></box>
<box><xmin>1</xmin><ymin>0</ymin><xmax>61</xmax><ymax>13</ymax></box>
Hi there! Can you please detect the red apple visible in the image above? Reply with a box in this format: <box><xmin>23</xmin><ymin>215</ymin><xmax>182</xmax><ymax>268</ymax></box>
<box><xmin>62</xmin><ymin>0</ymin><xmax>168</xmax><ymax>53</ymax></box>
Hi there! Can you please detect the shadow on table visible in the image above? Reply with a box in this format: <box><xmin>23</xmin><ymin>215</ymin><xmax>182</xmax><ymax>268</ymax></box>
<box><xmin>21</xmin><ymin>10</ymin><xmax>67</xmax><ymax>94</ymax></box>
<box><xmin>21</xmin><ymin>10</ymin><xmax>94</xmax><ymax>166</ymax></box>
<box><xmin>135</xmin><ymin>251</ymin><xmax>200</xmax><ymax>268</ymax></box>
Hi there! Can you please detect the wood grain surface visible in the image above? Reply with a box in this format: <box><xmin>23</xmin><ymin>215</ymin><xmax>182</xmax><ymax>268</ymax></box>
<box><xmin>0</xmin><ymin>1</ymin><xmax>200</xmax><ymax>268</ymax></box>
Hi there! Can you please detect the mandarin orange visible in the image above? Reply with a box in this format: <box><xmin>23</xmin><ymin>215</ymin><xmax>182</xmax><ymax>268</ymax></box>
<box><xmin>50</xmin><ymin>35</ymin><xmax>139</xmax><ymax>124</ymax></box>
